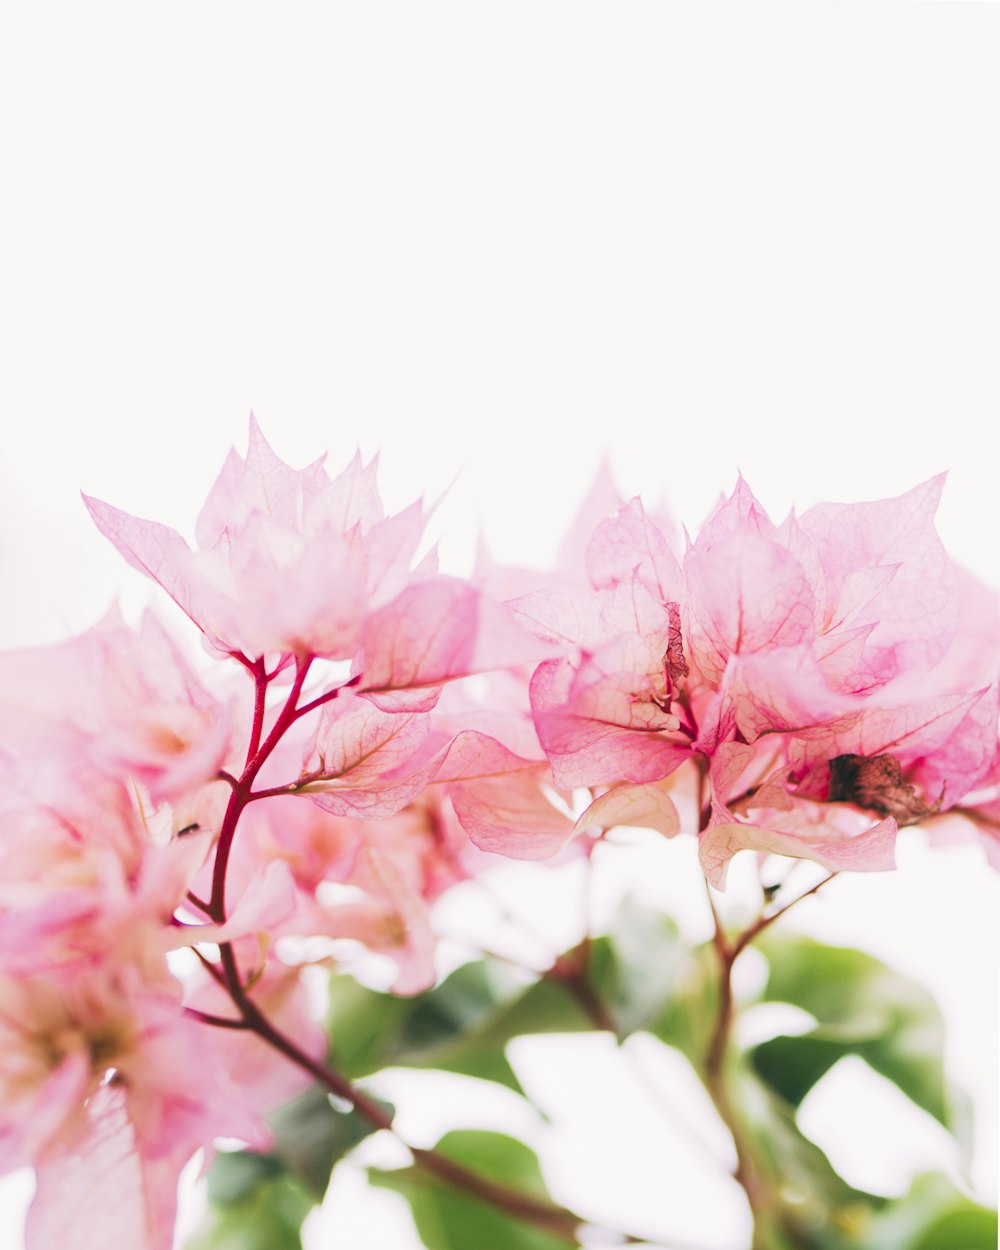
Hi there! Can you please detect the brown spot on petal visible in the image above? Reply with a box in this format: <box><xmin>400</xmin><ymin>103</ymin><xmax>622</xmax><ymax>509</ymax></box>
<box><xmin>664</xmin><ymin>601</ymin><xmax>689</xmax><ymax>688</ymax></box>
<box><xmin>827</xmin><ymin>753</ymin><xmax>931</xmax><ymax>823</ymax></box>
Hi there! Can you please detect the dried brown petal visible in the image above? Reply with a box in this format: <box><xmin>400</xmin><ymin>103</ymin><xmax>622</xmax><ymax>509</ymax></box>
<box><xmin>664</xmin><ymin>601</ymin><xmax>689</xmax><ymax>687</ymax></box>
<box><xmin>827</xmin><ymin>752</ymin><xmax>931</xmax><ymax>823</ymax></box>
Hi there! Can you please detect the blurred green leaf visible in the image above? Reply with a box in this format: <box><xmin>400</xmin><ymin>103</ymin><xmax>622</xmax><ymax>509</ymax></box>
<box><xmin>856</xmin><ymin>1172</ymin><xmax>998</xmax><ymax>1250</ymax></box>
<box><xmin>741</xmin><ymin>1079</ymin><xmax>884</xmax><ymax>1248</ymax></box>
<box><xmin>586</xmin><ymin>901</ymin><xmax>682</xmax><ymax>1038</ymax></box>
<box><xmin>326</xmin><ymin>960</ymin><xmax>560</xmax><ymax>1094</ymax></box>
<box><xmin>187</xmin><ymin>1084</ymin><xmax>384</xmax><ymax>1249</ymax></box>
<box><xmin>187</xmin><ymin>1171</ymin><xmax>312</xmax><ymax>1250</ymax></box>
<box><xmin>326</xmin><ymin>960</ymin><xmax>534</xmax><ymax>1088</ymax></box>
<box><xmin>267</xmin><ymin>1083</ymin><xmax>377</xmax><ymax>1199</ymax></box>
<box><xmin>326</xmin><ymin>902</ymin><xmax>682</xmax><ymax>1098</ymax></box>
<box><xmin>647</xmin><ymin>939</ymin><xmax>720</xmax><ymax>1063</ymax></box>
<box><xmin>751</xmin><ymin>934</ymin><xmax>951</xmax><ymax>1128</ymax></box>
<box><xmin>370</xmin><ymin>1130</ymin><xmax>575</xmax><ymax>1250</ymax></box>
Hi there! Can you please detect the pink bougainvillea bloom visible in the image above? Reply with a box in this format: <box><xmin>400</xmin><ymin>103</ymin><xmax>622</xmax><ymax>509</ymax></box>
<box><xmin>0</xmin><ymin>961</ymin><xmax>267</xmax><ymax>1250</ymax></box>
<box><xmin>513</xmin><ymin>470</ymin><xmax>999</xmax><ymax>884</ymax></box>
<box><xmin>0</xmin><ymin>608</ymin><xmax>231</xmax><ymax>804</ymax></box>
<box><xmin>513</xmin><ymin>577</ymin><xmax>691</xmax><ymax>788</ymax></box>
<box><xmin>84</xmin><ymin>416</ymin><xmax>429</xmax><ymax>661</ymax></box>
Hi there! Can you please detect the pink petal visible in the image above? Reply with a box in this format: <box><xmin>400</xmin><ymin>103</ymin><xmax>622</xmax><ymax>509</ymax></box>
<box><xmin>699</xmin><ymin>815</ymin><xmax>897</xmax><ymax>890</ymax></box>
<box><xmin>355</xmin><ymin>578</ymin><xmax>549</xmax><ymax>704</ymax></box>
<box><xmin>695</xmin><ymin>475</ymin><xmax>776</xmax><ymax>550</ymax></box>
<box><xmin>82</xmin><ymin>496</ymin><xmax>221</xmax><ymax>647</ymax></box>
<box><xmin>798</xmin><ymin>476</ymin><xmax>956</xmax><ymax>674</ymax></box>
<box><xmin>28</xmin><ymin>1085</ymin><xmax>187</xmax><ymax>1250</ymax></box>
<box><xmin>685</xmin><ymin>532</ymin><xmax>816</xmax><ymax>685</ymax></box>
<box><xmin>433</xmin><ymin>730</ymin><xmax>544</xmax><ymax>784</ymax></box>
<box><xmin>573</xmin><ymin>781</ymin><xmax>681</xmax><ymax>839</ymax></box>
<box><xmin>585</xmin><ymin>497</ymin><xmax>684</xmax><ymax>601</ymax></box>
<box><xmin>553</xmin><ymin>458</ymin><xmax>623</xmax><ymax>584</ymax></box>
<box><xmin>530</xmin><ymin>658</ymin><xmax>689</xmax><ymax>788</ymax></box>
<box><xmin>450</xmin><ymin>771</ymin><xmax>573</xmax><ymax>860</ymax></box>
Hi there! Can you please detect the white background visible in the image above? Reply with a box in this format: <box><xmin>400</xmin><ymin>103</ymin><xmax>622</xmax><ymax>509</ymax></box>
<box><xmin>0</xmin><ymin>5</ymin><xmax>997</xmax><ymax>1248</ymax></box>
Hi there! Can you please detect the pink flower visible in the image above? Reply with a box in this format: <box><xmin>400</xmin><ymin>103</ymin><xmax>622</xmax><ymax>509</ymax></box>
<box><xmin>84</xmin><ymin>417</ymin><xmax>429</xmax><ymax>661</ymax></box>
<box><xmin>0</xmin><ymin>608</ymin><xmax>231</xmax><ymax>804</ymax></box>
<box><xmin>515</xmin><ymin>472</ymin><xmax>999</xmax><ymax>883</ymax></box>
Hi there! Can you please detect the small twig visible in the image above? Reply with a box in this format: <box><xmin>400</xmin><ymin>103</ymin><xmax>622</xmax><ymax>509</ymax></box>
<box><xmin>185</xmin><ymin>1007</ymin><xmax>250</xmax><ymax>1030</ymax></box>
<box><xmin>293</xmin><ymin>671</ymin><xmax>363</xmax><ymax>720</ymax></box>
<box><xmin>192</xmin><ymin>947</ymin><xmax>228</xmax><ymax>987</ymax></box>
<box><xmin>729</xmin><ymin>871</ymin><xmax>838</xmax><ymax>963</ymax></box>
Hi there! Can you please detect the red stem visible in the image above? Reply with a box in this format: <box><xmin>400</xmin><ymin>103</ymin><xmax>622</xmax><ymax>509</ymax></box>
<box><xmin>208</xmin><ymin>656</ymin><xmax>312</xmax><ymax>922</ymax></box>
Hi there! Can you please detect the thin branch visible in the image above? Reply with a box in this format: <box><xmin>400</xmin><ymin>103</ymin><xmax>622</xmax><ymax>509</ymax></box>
<box><xmin>218</xmin><ymin>950</ymin><xmax>582</xmax><ymax>1243</ymax></box>
<box><xmin>184</xmin><ymin>1007</ymin><xmax>250</xmax><ymax>1030</ymax></box>
<box><xmin>245</xmin><ymin>657</ymin><xmax>269</xmax><ymax>762</ymax></box>
<box><xmin>729</xmin><ymin>871</ymin><xmax>838</xmax><ymax>963</ymax></box>
<box><xmin>208</xmin><ymin>656</ymin><xmax>313</xmax><ymax>920</ymax></box>
<box><xmin>293</xmin><ymin>671</ymin><xmax>363</xmax><ymax>720</ymax></box>
<box><xmin>192</xmin><ymin>948</ymin><xmax>228</xmax><ymax>988</ymax></box>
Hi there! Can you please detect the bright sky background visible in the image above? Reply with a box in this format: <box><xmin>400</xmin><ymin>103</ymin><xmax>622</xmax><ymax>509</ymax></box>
<box><xmin>0</xmin><ymin>5</ymin><xmax>997</xmax><ymax>1249</ymax></box>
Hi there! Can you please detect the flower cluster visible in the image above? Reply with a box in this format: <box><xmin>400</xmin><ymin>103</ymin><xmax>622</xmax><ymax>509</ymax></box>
<box><xmin>0</xmin><ymin>419</ymin><xmax>996</xmax><ymax>1247</ymax></box>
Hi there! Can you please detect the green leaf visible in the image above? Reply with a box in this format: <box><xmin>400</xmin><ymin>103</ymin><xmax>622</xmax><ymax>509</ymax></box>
<box><xmin>370</xmin><ymin>1130</ymin><xmax>576</xmax><ymax>1250</ymax></box>
<box><xmin>326</xmin><ymin>900</ymin><xmax>683</xmax><ymax>1109</ymax></box>
<box><xmin>186</xmin><ymin>1172</ymin><xmax>313</xmax><ymax>1250</ymax></box>
<box><xmin>207</xmin><ymin>1150</ymin><xmax>286</xmax><ymax>1205</ymax></box>
<box><xmin>188</xmin><ymin>1084</ymin><xmax>384</xmax><ymax>1250</ymax></box>
<box><xmin>586</xmin><ymin>901</ymin><xmax>682</xmax><ymax>1038</ymax></box>
<box><xmin>743</xmin><ymin>1080</ymin><xmax>883</xmax><ymax>1232</ymax></box>
<box><xmin>326</xmin><ymin>958</ymin><xmax>595</xmax><ymax>1097</ymax></box>
<box><xmin>752</xmin><ymin>934</ymin><xmax>951</xmax><ymax>1128</ymax></box>
<box><xmin>856</xmin><ymin>1172</ymin><xmax>998</xmax><ymax>1250</ymax></box>
<box><xmin>647</xmin><ymin>939</ymin><xmax>720</xmax><ymax>1063</ymax></box>
<box><xmin>267</xmin><ymin>1083</ymin><xmax>377</xmax><ymax>1199</ymax></box>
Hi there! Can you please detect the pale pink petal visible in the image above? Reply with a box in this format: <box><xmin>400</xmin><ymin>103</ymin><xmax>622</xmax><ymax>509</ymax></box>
<box><xmin>790</xmin><ymin>688</ymin><xmax>988</xmax><ymax>775</ymax></box>
<box><xmin>185</xmin><ymin>963</ymin><xmax>324</xmax><ymax>1113</ymax></box>
<box><xmin>27</xmin><ymin>1085</ymin><xmax>186</xmax><ymax>1250</ymax></box>
<box><xmin>322</xmin><ymin>448</ymin><xmax>385</xmax><ymax>534</ymax></box>
<box><xmin>694</xmin><ymin>475</ymin><xmax>776</xmax><ymax>550</ymax></box>
<box><xmin>798</xmin><ymin>476</ymin><xmax>956</xmax><ymax>674</ymax></box>
<box><xmin>82</xmin><ymin>496</ymin><xmax>225</xmax><ymax>648</ymax></box>
<box><xmin>696</xmin><ymin>646</ymin><xmax>854</xmax><ymax>749</ymax></box>
<box><xmin>553</xmin><ymin>458</ymin><xmax>623</xmax><ymax>584</ymax></box>
<box><xmin>585</xmin><ymin>497</ymin><xmax>684</xmax><ymax>601</ymax></box>
<box><xmin>0</xmin><ymin>1051</ymin><xmax>90</xmax><ymax>1173</ymax></box>
<box><xmin>699</xmin><ymin>815</ymin><xmax>897</xmax><ymax>889</ymax></box>
<box><xmin>196</xmin><ymin>414</ymin><xmax>319</xmax><ymax>547</ymax></box>
<box><xmin>508</xmin><ymin>587</ymin><xmax>610</xmax><ymax>648</ymax></box>
<box><xmin>307</xmin><ymin>696</ymin><xmax>430</xmax><ymax>781</ymax></box>
<box><xmin>433</xmin><ymin>730</ymin><xmax>545</xmax><ymax>784</ymax></box>
<box><xmin>685</xmin><ymin>532</ymin><xmax>816</xmax><ymax>685</ymax></box>
<box><xmin>530</xmin><ymin>658</ymin><xmax>689</xmax><ymax>788</ymax></box>
<box><xmin>911</xmin><ymin>679</ymin><xmax>1000</xmax><ymax>805</ymax></box>
<box><xmin>450</xmin><ymin>771</ymin><xmax>573</xmax><ymax>860</ymax></box>
<box><xmin>363</xmin><ymin>499</ymin><xmax>428</xmax><ymax>602</ymax></box>
<box><xmin>349</xmin><ymin>841</ymin><xmax>438</xmax><ymax>994</ymax></box>
<box><xmin>355</xmin><ymin>579</ymin><xmax>549</xmax><ymax>706</ymax></box>
<box><xmin>573</xmin><ymin>781</ymin><xmax>681</xmax><ymax>839</ymax></box>
<box><xmin>185</xmin><ymin>860</ymin><xmax>300</xmax><ymax>947</ymax></box>
<box><xmin>301</xmin><ymin>696</ymin><xmax>436</xmax><ymax>813</ymax></box>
